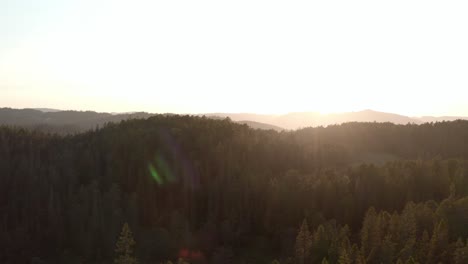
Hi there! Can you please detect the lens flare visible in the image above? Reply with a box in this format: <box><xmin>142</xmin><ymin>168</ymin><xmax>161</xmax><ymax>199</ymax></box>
<box><xmin>148</xmin><ymin>163</ymin><xmax>163</xmax><ymax>185</ymax></box>
<box><xmin>147</xmin><ymin>128</ymin><xmax>198</xmax><ymax>188</ymax></box>
<box><xmin>156</xmin><ymin>155</ymin><xmax>176</xmax><ymax>182</ymax></box>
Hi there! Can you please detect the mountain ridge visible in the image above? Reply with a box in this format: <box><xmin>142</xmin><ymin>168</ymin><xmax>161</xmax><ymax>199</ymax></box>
<box><xmin>1</xmin><ymin>107</ymin><xmax>467</xmax><ymax>131</ymax></box>
<box><xmin>206</xmin><ymin>109</ymin><xmax>468</xmax><ymax>129</ymax></box>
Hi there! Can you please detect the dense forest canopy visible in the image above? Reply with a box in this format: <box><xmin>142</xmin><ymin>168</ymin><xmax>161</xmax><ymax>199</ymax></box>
<box><xmin>1</xmin><ymin>115</ymin><xmax>468</xmax><ymax>263</ymax></box>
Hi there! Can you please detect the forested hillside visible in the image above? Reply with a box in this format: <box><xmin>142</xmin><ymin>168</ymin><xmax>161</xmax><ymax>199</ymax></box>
<box><xmin>0</xmin><ymin>108</ymin><xmax>284</xmax><ymax>134</ymax></box>
<box><xmin>1</xmin><ymin>116</ymin><xmax>468</xmax><ymax>263</ymax></box>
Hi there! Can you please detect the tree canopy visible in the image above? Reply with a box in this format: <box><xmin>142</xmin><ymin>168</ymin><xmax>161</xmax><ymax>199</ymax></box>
<box><xmin>1</xmin><ymin>115</ymin><xmax>468</xmax><ymax>263</ymax></box>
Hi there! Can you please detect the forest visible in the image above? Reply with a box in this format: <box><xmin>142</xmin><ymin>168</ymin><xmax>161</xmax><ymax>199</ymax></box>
<box><xmin>1</xmin><ymin>115</ymin><xmax>468</xmax><ymax>263</ymax></box>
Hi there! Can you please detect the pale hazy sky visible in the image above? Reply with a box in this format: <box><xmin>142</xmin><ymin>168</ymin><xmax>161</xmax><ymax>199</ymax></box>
<box><xmin>1</xmin><ymin>0</ymin><xmax>467</xmax><ymax>116</ymax></box>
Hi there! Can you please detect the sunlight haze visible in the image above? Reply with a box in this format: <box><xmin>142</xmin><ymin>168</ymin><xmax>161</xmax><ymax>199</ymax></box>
<box><xmin>1</xmin><ymin>0</ymin><xmax>467</xmax><ymax>116</ymax></box>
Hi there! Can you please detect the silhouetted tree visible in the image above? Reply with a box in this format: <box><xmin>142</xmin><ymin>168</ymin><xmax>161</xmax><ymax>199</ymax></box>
<box><xmin>295</xmin><ymin>219</ymin><xmax>312</xmax><ymax>264</ymax></box>
<box><xmin>114</xmin><ymin>223</ymin><xmax>137</xmax><ymax>264</ymax></box>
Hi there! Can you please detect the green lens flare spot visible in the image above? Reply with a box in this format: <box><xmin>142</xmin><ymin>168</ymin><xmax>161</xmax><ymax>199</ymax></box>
<box><xmin>156</xmin><ymin>155</ymin><xmax>176</xmax><ymax>182</ymax></box>
<box><xmin>148</xmin><ymin>163</ymin><xmax>163</xmax><ymax>185</ymax></box>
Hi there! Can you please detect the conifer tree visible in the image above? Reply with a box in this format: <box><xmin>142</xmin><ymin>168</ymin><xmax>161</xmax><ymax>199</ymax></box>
<box><xmin>338</xmin><ymin>248</ymin><xmax>352</xmax><ymax>264</ymax></box>
<box><xmin>453</xmin><ymin>238</ymin><xmax>468</xmax><ymax>264</ymax></box>
<box><xmin>295</xmin><ymin>219</ymin><xmax>312</xmax><ymax>264</ymax></box>
<box><xmin>388</xmin><ymin>212</ymin><xmax>400</xmax><ymax>243</ymax></box>
<box><xmin>360</xmin><ymin>207</ymin><xmax>377</xmax><ymax>258</ymax></box>
<box><xmin>416</xmin><ymin>230</ymin><xmax>430</xmax><ymax>263</ymax></box>
<box><xmin>398</xmin><ymin>238</ymin><xmax>416</xmax><ymax>262</ymax></box>
<box><xmin>355</xmin><ymin>252</ymin><xmax>367</xmax><ymax>264</ymax></box>
<box><xmin>404</xmin><ymin>256</ymin><xmax>419</xmax><ymax>264</ymax></box>
<box><xmin>114</xmin><ymin>222</ymin><xmax>137</xmax><ymax>264</ymax></box>
<box><xmin>380</xmin><ymin>234</ymin><xmax>395</xmax><ymax>264</ymax></box>
<box><xmin>427</xmin><ymin>220</ymin><xmax>448</xmax><ymax>264</ymax></box>
<box><xmin>336</xmin><ymin>237</ymin><xmax>352</xmax><ymax>264</ymax></box>
<box><xmin>399</xmin><ymin>203</ymin><xmax>417</xmax><ymax>245</ymax></box>
<box><xmin>313</xmin><ymin>224</ymin><xmax>329</xmax><ymax>262</ymax></box>
<box><xmin>350</xmin><ymin>243</ymin><xmax>360</xmax><ymax>263</ymax></box>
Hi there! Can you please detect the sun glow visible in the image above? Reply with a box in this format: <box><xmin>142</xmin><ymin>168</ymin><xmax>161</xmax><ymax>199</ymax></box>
<box><xmin>1</xmin><ymin>0</ymin><xmax>467</xmax><ymax>116</ymax></box>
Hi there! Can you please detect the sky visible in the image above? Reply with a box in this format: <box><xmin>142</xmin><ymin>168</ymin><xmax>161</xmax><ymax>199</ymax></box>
<box><xmin>1</xmin><ymin>0</ymin><xmax>467</xmax><ymax>116</ymax></box>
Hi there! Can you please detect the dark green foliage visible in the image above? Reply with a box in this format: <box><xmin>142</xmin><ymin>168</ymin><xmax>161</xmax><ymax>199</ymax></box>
<box><xmin>1</xmin><ymin>116</ymin><xmax>468</xmax><ymax>263</ymax></box>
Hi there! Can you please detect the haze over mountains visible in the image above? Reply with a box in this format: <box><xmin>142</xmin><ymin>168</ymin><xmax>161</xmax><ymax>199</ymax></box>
<box><xmin>0</xmin><ymin>107</ymin><xmax>467</xmax><ymax>132</ymax></box>
<box><xmin>208</xmin><ymin>110</ymin><xmax>468</xmax><ymax>129</ymax></box>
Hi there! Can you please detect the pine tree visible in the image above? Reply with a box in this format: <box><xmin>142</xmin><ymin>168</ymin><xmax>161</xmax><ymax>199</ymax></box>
<box><xmin>295</xmin><ymin>219</ymin><xmax>312</xmax><ymax>264</ymax></box>
<box><xmin>360</xmin><ymin>207</ymin><xmax>377</xmax><ymax>259</ymax></box>
<box><xmin>404</xmin><ymin>256</ymin><xmax>419</xmax><ymax>264</ymax></box>
<box><xmin>379</xmin><ymin>234</ymin><xmax>395</xmax><ymax>264</ymax></box>
<box><xmin>399</xmin><ymin>203</ymin><xmax>417</xmax><ymax>244</ymax></box>
<box><xmin>453</xmin><ymin>238</ymin><xmax>468</xmax><ymax>264</ymax></box>
<box><xmin>427</xmin><ymin>220</ymin><xmax>448</xmax><ymax>264</ymax></box>
<box><xmin>114</xmin><ymin>222</ymin><xmax>137</xmax><ymax>264</ymax></box>
<box><xmin>338</xmin><ymin>248</ymin><xmax>352</xmax><ymax>264</ymax></box>
<box><xmin>388</xmin><ymin>212</ymin><xmax>400</xmax><ymax>243</ymax></box>
<box><xmin>350</xmin><ymin>243</ymin><xmax>360</xmax><ymax>263</ymax></box>
<box><xmin>313</xmin><ymin>224</ymin><xmax>329</xmax><ymax>262</ymax></box>
<box><xmin>337</xmin><ymin>237</ymin><xmax>352</xmax><ymax>264</ymax></box>
<box><xmin>355</xmin><ymin>252</ymin><xmax>367</xmax><ymax>264</ymax></box>
<box><xmin>398</xmin><ymin>237</ymin><xmax>416</xmax><ymax>263</ymax></box>
<box><xmin>416</xmin><ymin>230</ymin><xmax>430</xmax><ymax>263</ymax></box>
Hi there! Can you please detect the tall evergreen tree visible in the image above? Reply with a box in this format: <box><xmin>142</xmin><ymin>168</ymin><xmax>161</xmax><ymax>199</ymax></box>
<box><xmin>427</xmin><ymin>220</ymin><xmax>448</xmax><ymax>264</ymax></box>
<box><xmin>415</xmin><ymin>230</ymin><xmax>430</xmax><ymax>263</ymax></box>
<box><xmin>337</xmin><ymin>248</ymin><xmax>352</xmax><ymax>264</ymax></box>
<box><xmin>313</xmin><ymin>224</ymin><xmax>329</xmax><ymax>262</ymax></box>
<box><xmin>295</xmin><ymin>219</ymin><xmax>312</xmax><ymax>264</ymax></box>
<box><xmin>379</xmin><ymin>235</ymin><xmax>395</xmax><ymax>264</ymax></box>
<box><xmin>453</xmin><ymin>238</ymin><xmax>468</xmax><ymax>264</ymax></box>
<box><xmin>114</xmin><ymin>223</ymin><xmax>137</xmax><ymax>264</ymax></box>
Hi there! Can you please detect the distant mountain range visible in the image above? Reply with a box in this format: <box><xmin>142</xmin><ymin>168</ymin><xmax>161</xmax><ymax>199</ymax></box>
<box><xmin>0</xmin><ymin>108</ymin><xmax>155</xmax><ymax>134</ymax></box>
<box><xmin>206</xmin><ymin>110</ymin><xmax>468</xmax><ymax>130</ymax></box>
<box><xmin>0</xmin><ymin>107</ymin><xmax>467</xmax><ymax>132</ymax></box>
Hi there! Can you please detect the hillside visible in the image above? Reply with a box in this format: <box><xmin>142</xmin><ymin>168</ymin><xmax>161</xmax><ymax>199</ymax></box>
<box><xmin>2</xmin><ymin>116</ymin><xmax>468</xmax><ymax>263</ymax></box>
<box><xmin>0</xmin><ymin>108</ymin><xmax>285</xmax><ymax>133</ymax></box>
<box><xmin>2</xmin><ymin>108</ymin><xmax>467</xmax><ymax>132</ymax></box>
<box><xmin>0</xmin><ymin>107</ymin><xmax>154</xmax><ymax>132</ymax></box>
